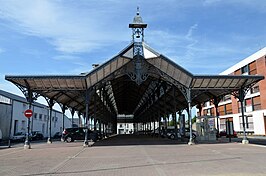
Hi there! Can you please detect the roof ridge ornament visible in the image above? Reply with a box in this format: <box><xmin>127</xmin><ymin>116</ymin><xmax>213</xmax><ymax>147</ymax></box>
<box><xmin>129</xmin><ymin>7</ymin><xmax>147</xmax><ymax>42</ymax></box>
<box><xmin>127</xmin><ymin>8</ymin><xmax>149</xmax><ymax>85</ymax></box>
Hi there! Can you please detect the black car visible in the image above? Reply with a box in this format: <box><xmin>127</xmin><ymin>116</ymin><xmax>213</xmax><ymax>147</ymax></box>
<box><xmin>166</xmin><ymin>128</ymin><xmax>197</xmax><ymax>140</ymax></box>
<box><xmin>62</xmin><ymin>127</ymin><xmax>98</xmax><ymax>142</ymax></box>
<box><xmin>30</xmin><ymin>131</ymin><xmax>44</xmax><ymax>141</ymax></box>
<box><xmin>53</xmin><ymin>132</ymin><xmax>62</xmax><ymax>139</ymax></box>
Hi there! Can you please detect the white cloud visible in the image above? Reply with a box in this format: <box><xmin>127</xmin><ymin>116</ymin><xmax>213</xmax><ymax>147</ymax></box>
<box><xmin>0</xmin><ymin>1</ymin><xmax>129</xmax><ymax>54</ymax></box>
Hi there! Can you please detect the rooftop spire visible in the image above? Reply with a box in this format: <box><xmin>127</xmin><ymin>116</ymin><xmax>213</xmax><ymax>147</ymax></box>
<box><xmin>129</xmin><ymin>7</ymin><xmax>147</xmax><ymax>42</ymax></box>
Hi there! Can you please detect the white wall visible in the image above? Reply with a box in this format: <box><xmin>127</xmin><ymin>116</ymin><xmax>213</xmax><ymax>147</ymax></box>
<box><xmin>253</xmin><ymin>110</ymin><xmax>266</xmax><ymax>135</ymax></box>
<box><xmin>11</xmin><ymin>100</ymin><xmax>72</xmax><ymax>138</ymax></box>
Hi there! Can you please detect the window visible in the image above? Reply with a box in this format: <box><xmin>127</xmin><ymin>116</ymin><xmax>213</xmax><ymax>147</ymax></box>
<box><xmin>239</xmin><ymin>115</ymin><xmax>254</xmax><ymax>130</ymax></box>
<box><xmin>21</xmin><ymin>120</ymin><xmax>26</xmax><ymax>131</ymax></box>
<box><xmin>253</xmin><ymin>96</ymin><xmax>261</xmax><ymax>111</ymax></box>
<box><xmin>119</xmin><ymin>124</ymin><xmax>123</xmax><ymax>128</ymax></box>
<box><xmin>225</xmin><ymin>103</ymin><xmax>232</xmax><ymax>115</ymax></box>
<box><xmin>249</xmin><ymin>61</ymin><xmax>257</xmax><ymax>75</ymax></box>
<box><xmin>222</xmin><ymin>94</ymin><xmax>231</xmax><ymax>102</ymax></box>
<box><xmin>245</xmin><ymin>98</ymin><xmax>252</xmax><ymax>112</ymax></box>
<box><xmin>39</xmin><ymin>114</ymin><xmax>42</xmax><ymax>121</ymax></box>
<box><xmin>241</xmin><ymin>65</ymin><xmax>249</xmax><ymax>74</ymax></box>
<box><xmin>34</xmin><ymin>113</ymin><xmax>37</xmax><ymax>119</ymax></box>
<box><xmin>238</xmin><ymin>101</ymin><xmax>246</xmax><ymax>113</ymax></box>
<box><xmin>220</xmin><ymin>119</ymin><xmax>226</xmax><ymax>130</ymax></box>
<box><xmin>44</xmin><ymin>115</ymin><xmax>47</xmax><ymax>121</ymax></box>
<box><xmin>218</xmin><ymin>105</ymin><xmax>225</xmax><ymax>116</ymax></box>
<box><xmin>251</xmin><ymin>83</ymin><xmax>259</xmax><ymax>94</ymax></box>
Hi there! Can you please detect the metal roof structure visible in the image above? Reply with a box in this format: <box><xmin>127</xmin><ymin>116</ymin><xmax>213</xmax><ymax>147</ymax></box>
<box><xmin>5</xmin><ymin>42</ymin><xmax>264</xmax><ymax>121</ymax></box>
<box><xmin>4</xmin><ymin>9</ymin><xmax>264</xmax><ymax>145</ymax></box>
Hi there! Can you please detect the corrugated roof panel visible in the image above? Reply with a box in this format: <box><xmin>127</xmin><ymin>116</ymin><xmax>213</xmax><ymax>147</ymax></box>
<box><xmin>42</xmin><ymin>79</ymin><xmax>52</xmax><ymax>88</ymax></box>
<box><xmin>215</xmin><ymin>79</ymin><xmax>226</xmax><ymax>87</ymax></box>
<box><xmin>222</xmin><ymin>79</ymin><xmax>233</xmax><ymax>88</ymax></box>
<box><xmin>166</xmin><ymin>64</ymin><xmax>175</xmax><ymax>77</ymax></box>
<box><xmin>104</xmin><ymin>64</ymin><xmax>111</xmax><ymax>78</ymax></box>
<box><xmin>110</xmin><ymin>59</ymin><xmax>118</xmax><ymax>73</ymax></box>
<box><xmin>49</xmin><ymin>79</ymin><xmax>59</xmax><ymax>88</ymax></box>
<box><xmin>90</xmin><ymin>73</ymin><xmax>97</xmax><ymax>86</ymax></box>
<box><xmin>201</xmin><ymin>79</ymin><xmax>211</xmax><ymax>87</ymax></box>
<box><xmin>228</xmin><ymin>79</ymin><xmax>238</xmax><ymax>88</ymax></box>
<box><xmin>207</xmin><ymin>79</ymin><xmax>219</xmax><ymax>88</ymax></box>
<box><xmin>193</xmin><ymin>79</ymin><xmax>203</xmax><ymax>88</ymax></box>
<box><xmin>97</xmin><ymin>68</ymin><xmax>104</xmax><ymax>82</ymax></box>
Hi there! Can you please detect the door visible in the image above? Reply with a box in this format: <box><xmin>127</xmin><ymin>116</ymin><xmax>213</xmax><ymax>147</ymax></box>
<box><xmin>14</xmin><ymin>120</ymin><xmax>18</xmax><ymax>135</ymax></box>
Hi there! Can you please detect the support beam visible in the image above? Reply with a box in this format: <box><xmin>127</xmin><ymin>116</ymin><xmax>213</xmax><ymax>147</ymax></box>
<box><xmin>187</xmin><ymin>88</ymin><xmax>195</xmax><ymax>145</ymax></box>
<box><xmin>71</xmin><ymin>108</ymin><xmax>75</xmax><ymax>127</ymax></box>
<box><xmin>239</xmin><ymin>88</ymin><xmax>249</xmax><ymax>144</ymax></box>
<box><xmin>24</xmin><ymin>89</ymin><xmax>33</xmax><ymax>149</ymax></box>
<box><xmin>84</xmin><ymin>89</ymin><xmax>90</xmax><ymax>146</ymax></box>
<box><xmin>47</xmin><ymin>98</ymin><xmax>55</xmax><ymax>144</ymax></box>
<box><xmin>213</xmin><ymin>96</ymin><xmax>222</xmax><ymax>139</ymax></box>
<box><xmin>60</xmin><ymin>104</ymin><xmax>67</xmax><ymax>141</ymax></box>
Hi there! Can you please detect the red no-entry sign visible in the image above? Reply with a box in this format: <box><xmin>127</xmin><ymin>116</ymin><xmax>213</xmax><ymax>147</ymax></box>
<box><xmin>24</xmin><ymin>109</ymin><xmax>33</xmax><ymax>118</ymax></box>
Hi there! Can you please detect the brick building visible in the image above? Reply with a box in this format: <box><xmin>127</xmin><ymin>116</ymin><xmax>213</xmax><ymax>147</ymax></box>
<box><xmin>198</xmin><ymin>47</ymin><xmax>266</xmax><ymax>135</ymax></box>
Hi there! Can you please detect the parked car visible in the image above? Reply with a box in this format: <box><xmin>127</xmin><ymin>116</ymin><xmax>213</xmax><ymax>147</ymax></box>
<box><xmin>166</xmin><ymin>128</ymin><xmax>179</xmax><ymax>139</ymax></box>
<box><xmin>30</xmin><ymin>131</ymin><xmax>44</xmax><ymax>141</ymax></box>
<box><xmin>53</xmin><ymin>132</ymin><xmax>62</xmax><ymax>139</ymax></box>
<box><xmin>165</xmin><ymin>128</ymin><xmax>197</xmax><ymax>140</ymax></box>
<box><xmin>219</xmin><ymin>130</ymin><xmax>237</xmax><ymax>138</ymax></box>
<box><xmin>184</xmin><ymin>128</ymin><xmax>197</xmax><ymax>139</ymax></box>
<box><xmin>62</xmin><ymin>127</ymin><xmax>98</xmax><ymax>143</ymax></box>
<box><xmin>11</xmin><ymin>132</ymin><xmax>26</xmax><ymax>141</ymax></box>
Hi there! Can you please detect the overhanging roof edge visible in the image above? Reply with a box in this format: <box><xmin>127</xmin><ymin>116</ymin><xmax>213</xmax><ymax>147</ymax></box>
<box><xmin>83</xmin><ymin>43</ymin><xmax>133</xmax><ymax>77</ymax></box>
<box><xmin>193</xmin><ymin>75</ymin><xmax>264</xmax><ymax>79</ymax></box>
<box><xmin>5</xmin><ymin>75</ymin><xmax>85</xmax><ymax>80</ymax></box>
<box><xmin>159</xmin><ymin>54</ymin><xmax>194</xmax><ymax>78</ymax></box>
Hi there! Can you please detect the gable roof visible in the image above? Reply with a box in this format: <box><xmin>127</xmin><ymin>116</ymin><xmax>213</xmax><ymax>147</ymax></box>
<box><xmin>5</xmin><ymin>42</ymin><xmax>264</xmax><ymax>122</ymax></box>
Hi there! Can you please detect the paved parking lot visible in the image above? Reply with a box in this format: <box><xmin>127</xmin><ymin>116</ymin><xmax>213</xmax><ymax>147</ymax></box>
<box><xmin>1</xmin><ymin>135</ymin><xmax>266</xmax><ymax>176</ymax></box>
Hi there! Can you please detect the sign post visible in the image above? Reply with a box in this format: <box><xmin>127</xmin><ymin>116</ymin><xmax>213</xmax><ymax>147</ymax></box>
<box><xmin>24</xmin><ymin>109</ymin><xmax>33</xmax><ymax>149</ymax></box>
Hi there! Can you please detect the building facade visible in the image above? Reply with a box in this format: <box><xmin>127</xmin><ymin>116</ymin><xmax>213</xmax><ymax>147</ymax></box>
<box><xmin>117</xmin><ymin>123</ymin><xmax>134</xmax><ymax>134</ymax></box>
<box><xmin>0</xmin><ymin>90</ymin><xmax>72</xmax><ymax>141</ymax></box>
<box><xmin>198</xmin><ymin>47</ymin><xmax>266</xmax><ymax>135</ymax></box>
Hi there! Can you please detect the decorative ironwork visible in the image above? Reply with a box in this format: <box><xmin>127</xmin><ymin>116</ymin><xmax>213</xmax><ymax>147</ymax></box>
<box><xmin>15</xmin><ymin>83</ymin><xmax>39</xmax><ymax>103</ymax></box>
<box><xmin>231</xmin><ymin>80</ymin><xmax>257</xmax><ymax>101</ymax></box>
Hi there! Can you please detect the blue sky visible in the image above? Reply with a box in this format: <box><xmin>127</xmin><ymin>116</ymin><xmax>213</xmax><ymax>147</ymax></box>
<box><xmin>0</xmin><ymin>0</ymin><xmax>266</xmax><ymax>108</ymax></box>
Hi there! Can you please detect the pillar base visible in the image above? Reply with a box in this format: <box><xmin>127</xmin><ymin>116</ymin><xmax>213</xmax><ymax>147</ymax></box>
<box><xmin>188</xmin><ymin>139</ymin><xmax>195</xmax><ymax>145</ymax></box>
<box><xmin>47</xmin><ymin>138</ymin><xmax>52</xmax><ymax>144</ymax></box>
<box><xmin>88</xmin><ymin>140</ymin><xmax>94</xmax><ymax>147</ymax></box>
<box><xmin>242</xmin><ymin>139</ymin><xmax>249</xmax><ymax>144</ymax></box>
<box><xmin>24</xmin><ymin>144</ymin><xmax>31</xmax><ymax>149</ymax></box>
<box><xmin>24</xmin><ymin>141</ymin><xmax>31</xmax><ymax>149</ymax></box>
<box><xmin>83</xmin><ymin>141</ymin><xmax>88</xmax><ymax>147</ymax></box>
